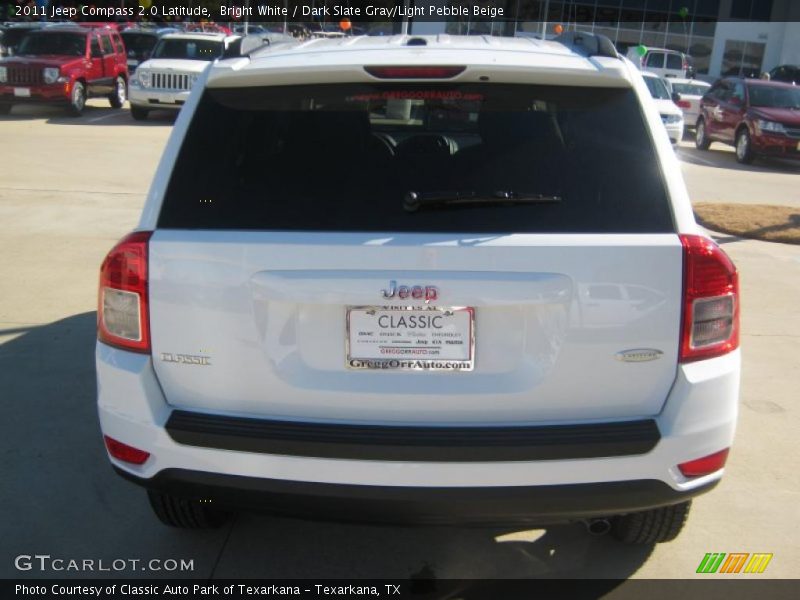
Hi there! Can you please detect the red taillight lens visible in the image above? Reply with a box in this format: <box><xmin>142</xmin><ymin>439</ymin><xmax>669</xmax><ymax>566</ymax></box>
<box><xmin>679</xmin><ymin>234</ymin><xmax>739</xmax><ymax>362</ymax></box>
<box><xmin>364</xmin><ymin>66</ymin><xmax>466</xmax><ymax>79</ymax></box>
<box><xmin>678</xmin><ymin>448</ymin><xmax>729</xmax><ymax>477</ymax></box>
<box><xmin>104</xmin><ymin>435</ymin><xmax>150</xmax><ymax>465</ymax></box>
<box><xmin>677</xmin><ymin>100</ymin><xmax>691</xmax><ymax>108</ymax></box>
<box><xmin>98</xmin><ymin>231</ymin><xmax>152</xmax><ymax>353</ymax></box>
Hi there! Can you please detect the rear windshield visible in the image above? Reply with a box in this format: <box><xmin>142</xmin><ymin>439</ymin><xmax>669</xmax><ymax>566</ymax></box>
<box><xmin>159</xmin><ymin>83</ymin><xmax>673</xmax><ymax>233</ymax></box>
<box><xmin>121</xmin><ymin>32</ymin><xmax>158</xmax><ymax>55</ymax></box>
<box><xmin>671</xmin><ymin>82</ymin><xmax>710</xmax><ymax>96</ymax></box>
<box><xmin>152</xmin><ymin>38</ymin><xmax>222</xmax><ymax>60</ymax></box>
<box><xmin>665</xmin><ymin>54</ymin><xmax>683</xmax><ymax>70</ymax></box>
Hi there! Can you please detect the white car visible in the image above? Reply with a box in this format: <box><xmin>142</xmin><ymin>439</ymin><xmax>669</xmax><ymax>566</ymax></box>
<box><xmin>97</xmin><ymin>33</ymin><xmax>740</xmax><ymax>544</ymax></box>
<box><xmin>642</xmin><ymin>71</ymin><xmax>685</xmax><ymax>144</ymax></box>
<box><xmin>626</xmin><ymin>46</ymin><xmax>690</xmax><ymax>79</ymax></box>
<box><xmin>128</xmin><ymin>32</ymin><xmax>240</xmax><ymax>120</ymax></box>
<box><xmin>665</xmin><ymin>78</ymin><xmax>712</xmax><ymax>130</ymax></box>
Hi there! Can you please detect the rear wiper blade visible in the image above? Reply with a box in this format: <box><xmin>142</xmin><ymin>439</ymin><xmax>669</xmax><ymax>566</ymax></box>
<box><xmin>403</xmin><ymin>190</ymin><xmax>561</xmax><ymax>213</ymax></box>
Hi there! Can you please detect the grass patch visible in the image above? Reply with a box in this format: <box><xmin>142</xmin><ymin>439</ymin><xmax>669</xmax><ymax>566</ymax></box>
<box><xmin>693</xmin><ymin>203</ymin><xmax>800</xmax><ymax>245</ymax></box>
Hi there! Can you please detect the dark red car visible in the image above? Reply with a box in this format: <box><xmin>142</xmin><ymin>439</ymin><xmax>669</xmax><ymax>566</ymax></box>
<box><xmin>0</xmin><ymin>24</ymin><xmax>128</xmax><ymax>116</ymax></box>
<box><xmin>695</xmin><ymin>77</ymin><xmax>800</xmax><ymax>163</ymax></box>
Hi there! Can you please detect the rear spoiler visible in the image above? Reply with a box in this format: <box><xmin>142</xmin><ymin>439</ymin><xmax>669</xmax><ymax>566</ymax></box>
<box><xmin>554</xmin><ymin>32</ymin><xmax>619</xmax><ymax>59</ymax></box>
<box><xmin>223</xmin><ymin>33</ymin><xmax>297</xmax><ymax>59</ymax></box>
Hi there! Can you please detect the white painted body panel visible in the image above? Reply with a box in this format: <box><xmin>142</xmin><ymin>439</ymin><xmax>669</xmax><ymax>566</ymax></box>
<box><xmin>97</xmin><ymin>344</ymin><xmax>739</xmax><ymax>489</ymax></box>
<box><xmin>680</xmin><ymin>96</ymin><xmax>705</xmax><ymax>129</ymax></box>
<box><xmin>147</xmin><ymin>232</ymin><xmax>683</xmax><ymax>423</ymax></box>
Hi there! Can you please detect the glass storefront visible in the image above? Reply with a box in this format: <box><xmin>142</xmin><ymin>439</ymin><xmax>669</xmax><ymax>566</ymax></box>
<box><xmin>440</xmin><ymin>0</ymin><xmax>719</xmax><ymax>74</ymax></box>
<box><xmin>721</xmin><ymin>40</ymin><xmax>766</xmax><ymax>77</ymax></box>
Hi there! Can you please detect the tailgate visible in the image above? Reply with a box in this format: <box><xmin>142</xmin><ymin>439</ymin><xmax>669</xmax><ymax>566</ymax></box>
<box><xmin>148</xmin><ymin>232</ymin><xmax>682</xmax><ymax>424</ymax></box>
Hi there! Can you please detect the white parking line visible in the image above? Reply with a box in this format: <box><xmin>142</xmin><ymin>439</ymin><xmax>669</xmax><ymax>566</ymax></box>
<box><xmin>87</xmin><ymin>111</ymin><xmax>128</xmax><ymax>123</ymax></box>
<box><xmin>678</xmin><ymin>151</ymin><xmax>717</xmax><ymax>167</ymax></box>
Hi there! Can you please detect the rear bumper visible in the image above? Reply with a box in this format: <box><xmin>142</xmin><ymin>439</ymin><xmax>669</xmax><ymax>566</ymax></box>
<box><xmin>165</xmin><ymin>410</ymin><xmax>660</xmax><ymax>462</ymax></box>
<box><xmin>683</xmin><ymin>111</ymin><xmax>701</xmax><ymax>129</ymax></box>
<box><xmin>665</xmin><ymin>121</ymin><xmax>684</xmax><ymax>143</ymax></box>
<box><xmin>97</xmin><ymin>342</ymin><xmax>739</xmax><ymax>522</ymax></box>
<box><xmin>115</xmin><ymin>466</ymin><xmax>717</xmax><ymax>525</ymax></box>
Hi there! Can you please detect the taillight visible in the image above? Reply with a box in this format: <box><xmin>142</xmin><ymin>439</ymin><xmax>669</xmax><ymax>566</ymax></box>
<box><xmin>676</xmin><ymin>100</ymin><xmax>691</xmax><ymax>109</ymax></box>
<box><xmin>98</xmin><ymin>231</ymin><xmax>152</xmax><ymax>353</ymax></box>
<box><xmin>364</xmin><ymin>66</ymin><xmax>466</xmax><ymax>79</ymax></box>
<box><xmin>679</xmin><ymin>235</ymin><xmax>739</xmax><ymax>362</ymax></box>
<box><xmin>104</xmin><ymin>435</ymin><xmax>150</xmax><ymax>465</ymax></box>
<box><xmin>678</xmin><ymin>448</ymin><xmax>729</xmax><ymax>477</ymax></box>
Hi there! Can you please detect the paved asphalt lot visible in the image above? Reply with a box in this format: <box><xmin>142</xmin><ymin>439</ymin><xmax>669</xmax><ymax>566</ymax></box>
<box><xmin>0</xmin><ymin>102</ymin><xmax>798</xmax><ymax>586</ymax></box>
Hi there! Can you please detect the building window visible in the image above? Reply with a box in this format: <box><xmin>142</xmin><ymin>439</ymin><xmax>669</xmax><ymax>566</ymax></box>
<box><xmin>722</xmin><ymin>40</ymin><xmax>766</xmax><ymax>78</ymax></box>
<box><xmin>730</xmin><ymin>0</ymin><xmax>773</xmax><ymax>20</ymax></box>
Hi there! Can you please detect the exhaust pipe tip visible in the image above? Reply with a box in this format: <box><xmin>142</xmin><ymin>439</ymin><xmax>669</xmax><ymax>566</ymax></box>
<box><xmin>584</xmin><ymin>518</ymin><xmax>611</xmax><ymax>536</ymax></box>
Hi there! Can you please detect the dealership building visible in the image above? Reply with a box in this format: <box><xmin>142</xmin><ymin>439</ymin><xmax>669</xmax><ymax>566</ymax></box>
<box><xmin>411</xmin><ymin>0</ymin><xmax>800</xmax><ymax>78</ymax></box>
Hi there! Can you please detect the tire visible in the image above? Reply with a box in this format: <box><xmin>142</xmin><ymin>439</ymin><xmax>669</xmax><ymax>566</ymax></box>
<box><xmin>735</xmin><ymin>128</ymin><xmax>755</xmax><ymax>164</ymax></box>
<box><xmin>695</xmin><ymin>119</ymin><xmax>711</xmax><ymax>150</ymax></box>
<box><xmin>108</xmin><ymin>75</ymin><xmax>126</xmax><ymax>109</ymax></box>
<box><xmin>68</xmin><ymin>81</ymin><xmax>86</xmax><ymax>117</ymax></box>
<box><xmin>611</xmin><ymin>501</ymin><xmax>691</xmax><ymax>545</ymax></box>
<box><xmin>130</xmin><ymin>105</ymin><xmax>149</xmax><ymax>121</ymax></box>
<box><xmin>0</xmin><ymin>104</ymin><xmax>11</xmax><ymax>115</ymax></box>
<box><xmin>147</xmin><ymin>490</ymin><xmax>231</xmax><ymax>529</ymax></box>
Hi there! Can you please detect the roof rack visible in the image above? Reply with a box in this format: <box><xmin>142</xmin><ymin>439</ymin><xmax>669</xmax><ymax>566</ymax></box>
<box><xmin>554</xmin><ymin>31</ymin><xmax>619</xmax><ymax>59</ymax></box>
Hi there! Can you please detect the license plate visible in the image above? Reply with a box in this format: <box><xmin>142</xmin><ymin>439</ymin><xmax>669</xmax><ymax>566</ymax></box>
<box><xmin>346</xmin><ymin>306</ymin><xmax>474</xmax><ymax>371</ymax></box>
<box><xmin>14</xmin><ymin>87</ymin><xmax>30</xmax><ymax>97</ymax></box>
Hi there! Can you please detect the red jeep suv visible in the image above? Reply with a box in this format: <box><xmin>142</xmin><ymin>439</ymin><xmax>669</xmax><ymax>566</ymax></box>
<box><xmin>0</xmin><ymin>24</ymin><xmax>128</xmax><ymax>116</ymax></box>
<box><xmin>695</xmin><ymin>77</ymin><xmax>800</xmax><ymax>163</ymax></box>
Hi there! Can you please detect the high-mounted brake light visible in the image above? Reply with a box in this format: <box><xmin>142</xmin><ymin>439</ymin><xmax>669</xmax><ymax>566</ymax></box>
<box><xmin>104</xmin><ymin>435</ymin><xmax>150</xmax><ymax>465</ymax></box>
<box><xmin>98</xmin><ymin>231</ymin><xmax>152</xmax><ymax>353</ymax></box>
<box><xmin>679</xmin><ymin>235</ymin><xmax>739</xmax><ymax>362</ymax></box>
<box><xmin>364</xmin><ymin>66</ymin><xmax>466</xmax><ymax>79</ymax></box>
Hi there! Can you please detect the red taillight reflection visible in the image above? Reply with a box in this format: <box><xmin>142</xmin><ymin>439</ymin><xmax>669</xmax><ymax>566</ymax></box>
<box><xmin>678</xmin><ymin>448</ymin><xmax>729</xmax><ymax>477</ymax></box>
<box><xmin>104</xmin><ymin>435</ymin><xmax>150</xmax><ymax>465</ymax></box>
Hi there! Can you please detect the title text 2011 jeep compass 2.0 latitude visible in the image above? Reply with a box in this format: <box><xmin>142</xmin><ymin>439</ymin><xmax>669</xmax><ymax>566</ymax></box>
<box><xmin>96</xmin><ymin>33</ymin><xmax>740</xmax><ymax>544</ymax></box>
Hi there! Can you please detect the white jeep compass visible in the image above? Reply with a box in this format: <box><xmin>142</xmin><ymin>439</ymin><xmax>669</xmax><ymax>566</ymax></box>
<box><xmin>96</xmin><ymin>32</ymin><xmax>740</xmax><ymax>544</ymax></box>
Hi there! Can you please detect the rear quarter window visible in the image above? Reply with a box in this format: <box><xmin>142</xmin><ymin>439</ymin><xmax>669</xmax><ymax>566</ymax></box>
<box><xmin>666</xmin><ymin>54</ymin><xmax>683</xmax><ymax>70</ymax></box>
<box><xmin>158</xmin><ymin>83</ymin><xmax>674</xmax><ymax>234</ymax></box>
<box><xmin>645</xmin><ymin>52</ymin><xmax>665</xmax><ymax>68</ymax></box>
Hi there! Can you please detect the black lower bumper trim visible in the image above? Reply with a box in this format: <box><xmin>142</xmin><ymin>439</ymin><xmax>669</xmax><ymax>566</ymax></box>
<box><xmin>114</xmin><ymin>467</ymin><xmax>716</xmax><ymax>525</ymax></box>
<box><xmin>165</xmin><ymin>410</ymin><xmax>661</xmax><ymax>462</ymax></box>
